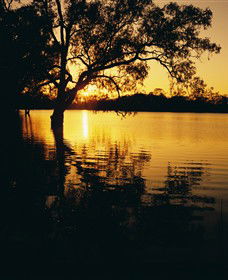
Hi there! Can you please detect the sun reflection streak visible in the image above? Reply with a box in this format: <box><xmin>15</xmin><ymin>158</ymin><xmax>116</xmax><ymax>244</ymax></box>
<box><xmin>82</xmin><ymin>110</ymin><xmax>89</xmax><ymax>138</ymax></box>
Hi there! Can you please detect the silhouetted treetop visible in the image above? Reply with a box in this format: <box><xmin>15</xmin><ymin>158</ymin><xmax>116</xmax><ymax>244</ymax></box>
<box><xmin>2</xmin><ymin>1</ymin><xmax>221</xmax><ymax>123</ymax></box>
<box><xmin>0</xmin><ymin>0</ymin><xmax>58</xmax><ymax>111</ymax></box>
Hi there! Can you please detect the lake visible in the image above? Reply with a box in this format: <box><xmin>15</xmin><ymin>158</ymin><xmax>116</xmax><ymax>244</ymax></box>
<box><xmin>2</xmin><ymin>110</ymin><xmax>228</xmax><ymax>267</ymax></box>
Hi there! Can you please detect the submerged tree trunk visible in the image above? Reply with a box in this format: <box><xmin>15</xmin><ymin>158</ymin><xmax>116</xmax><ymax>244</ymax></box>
<box><xmin>51</xmin><ymin>84</ymin><xmax>68</xmax><ymax>128</ymax></box>
<box><xmin>50</xmin><ymin>87</ymin><xmax>79</xmax><ymax>129</ymax></box>
<box><xmin>51</xmin><ymin>108</ymin><xmax>64</xmax><ymax>129</ymax></box>
<box><xmin>51</xmin><ymin>93</ymin><xmax>65</xmax><ymax>128</ymax></box>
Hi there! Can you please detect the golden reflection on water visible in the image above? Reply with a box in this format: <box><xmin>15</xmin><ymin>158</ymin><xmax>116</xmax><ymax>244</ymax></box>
<box><xmin>18</xmin><ymin>110</ymin><xmax>228</xmax><ymax>262</ymax></box>
<box><xmin>82</xmin><ymin>110</ymin><xmax>89</xmax><ymax>139</ymax></box>
<box><xmin>21</xmin><ymin>110</ymin><xmax>228</xmax><ymax>193</ymax></box>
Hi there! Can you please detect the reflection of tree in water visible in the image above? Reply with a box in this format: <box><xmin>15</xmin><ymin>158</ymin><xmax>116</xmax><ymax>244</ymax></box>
<box><xmin>73</xmin><ymin>142</ymin><xmax>150</xmax><ymax>190</ymax></box>
<box><xmin>152</xmin><ymin>161</ymin><xmax>214</xmax><ymax>206</ymax></box>
<box><xmin>1</xmin><ymin>115</ymin><xmax>61</xmax><ymax>267</ymax></box>
<box><xmin>48</xmin><ymin>128</ymin><xmax>216</xmax><ymax>262</ymax></box>
<box><xmin>174</xmin><ymin>162</ymin><xmax>214</xmax><ymax>207</ymax></box>
<box><xmin>137</xmin><ymin>162</ymin><xmax>215</xmax><ymax>257</ymax></box>
<box><xmin>3</xmin><ymin>114</ymin><xmax>57</xmax><ymax>193</ymax></box>
<box><xmin>45</xmin><ymin>127</ymin><xmax>152</xmax><ymax>262</ymax></box>
<box><xmin>2</xmin><ymin>116</ymin><xmax>217</xmax><ymax>264</ymax></box>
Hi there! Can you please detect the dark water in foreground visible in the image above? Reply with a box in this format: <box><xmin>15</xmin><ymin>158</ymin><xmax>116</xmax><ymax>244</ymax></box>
<box><xmin>1</xmin><ymin>110</ymin><xmax>228</xmax><ymax>273</ymax></box>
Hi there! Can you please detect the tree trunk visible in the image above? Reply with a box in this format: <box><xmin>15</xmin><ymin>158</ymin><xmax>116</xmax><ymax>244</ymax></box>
<box><xmin>50</xmin><ymin>87</ymin><xmax>79</xmax><ymax>129</ymax></box>
<box><xmin>51</xmin><ymin>87</ymin><xmax>67</xmax><ymax>129</ymax></box>
<box><xmin>51</xmin><ymin>107</ymin><xmax>64</xmax><ymax>129</ymax></box>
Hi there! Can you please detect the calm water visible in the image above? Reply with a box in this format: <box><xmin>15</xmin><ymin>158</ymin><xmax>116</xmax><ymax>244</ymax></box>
<box><xmin>2</xmin><ymin>110</ymin><xmax>228</xmax><ymax>266</ymax></box>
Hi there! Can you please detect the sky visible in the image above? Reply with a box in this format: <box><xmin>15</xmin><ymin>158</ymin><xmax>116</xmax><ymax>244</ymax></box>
<box><xmin>17</xmin><ymin>0</ymin><xmax>228</xmax><ymax>96</ymax></box>
<box><xmin>145</xmin><ymin>0</ymin><xmax>228</xmax><ymax>95</ymax></box>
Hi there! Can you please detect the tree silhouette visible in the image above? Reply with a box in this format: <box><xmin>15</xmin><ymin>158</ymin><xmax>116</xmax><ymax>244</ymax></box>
<box><xmin>30</xmin><ymin>0</ymin><xmax>220</xmax><ymax>127</ymax></box>
<box><xmin>0</xmin><ymin>1</ymin><xmax>58</xmax><ymax>113</ymax></box>
<box><xmin>170</xmin><ymin>75</ymin><xmax>222</xmax><ymax>103</ymax></box>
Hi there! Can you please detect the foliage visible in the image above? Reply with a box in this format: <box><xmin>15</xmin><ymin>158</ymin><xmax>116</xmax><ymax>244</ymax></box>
<box><xmin>31</xmin><ymin>0</ymin><xmax>220</xmax><ymax>118</ymax></box>
<box><xmin>170</xmin><ymin>76</ymin><xmax>222</xmax><ymax>103</ymax></box>
<box><xmin>0</xmin><ymin>1</ymin><xmax>57</xmax><ymax>108</ymax></box>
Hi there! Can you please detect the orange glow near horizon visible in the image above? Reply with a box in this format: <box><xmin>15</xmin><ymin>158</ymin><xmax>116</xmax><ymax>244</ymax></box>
<box><xmin>79</xmin><ymin>85</ymin><xmax>98</xmax><ymax>97</ymax></box>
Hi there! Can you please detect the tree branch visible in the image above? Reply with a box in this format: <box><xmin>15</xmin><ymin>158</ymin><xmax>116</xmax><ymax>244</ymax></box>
<box><xmin>138</xmin><ymin>56</ymin><xmax>175</xmax><ymax>78</ymax></box>
<box><xmin>42</xmin><ymin>0</ymin><xmax>60</xmax><ymax>47</ymax></box>
<box><xmin>92</xmin><ymin>53</ymin><xmax>139</xmax><ymax>73</ymax></box>
<box><xmin>92</xmin><ymin>74</ymin><xmax>121</xmax><ymax>97</ymax></box>
<box><xmin>46</xmin><ymin>72</ymin><xmax>60</xmax><ymax>88</ymax></box>
<box><xmin>67</xmin><ymin>55</ymin><xmax>89</xmax><ymax>67</ymax></box>
<box><xmin>55</xmin><ymin>0</ymin><xmax>65</xmax><ymax>46</ymax></box>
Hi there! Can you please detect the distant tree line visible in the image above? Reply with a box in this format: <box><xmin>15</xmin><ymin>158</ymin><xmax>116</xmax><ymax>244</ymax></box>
<box><xmin>73</xmin><ymin>92</ymin><xmax>228</xmax><ymax>113</ymax></box>
<box><xmin>16</xmin><ymin>73</ymin><xmax>228</xmax><ymax>112</ymax></box>
<box><xmin>16</xmin><ymin>89</ymin><xmax>228</xmax><ymax>113</ymax></box>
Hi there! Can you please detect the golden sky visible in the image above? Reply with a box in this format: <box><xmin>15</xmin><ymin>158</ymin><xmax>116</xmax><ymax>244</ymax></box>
<box><xmin>146</xmin><ymin>0</ymin><xmax>228</xmax><ymax>95</ymax></box>
<box><xmin>19</xmin><ymin>0</ymin><xmax>228</xmax><ymax>96</ymax></box>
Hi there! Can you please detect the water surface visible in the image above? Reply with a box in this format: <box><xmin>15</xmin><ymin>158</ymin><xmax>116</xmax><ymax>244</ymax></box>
<box><xmin>3</xmin><ymin>110</ymin><xmax>228</xmax><ymax>265</ymax></box>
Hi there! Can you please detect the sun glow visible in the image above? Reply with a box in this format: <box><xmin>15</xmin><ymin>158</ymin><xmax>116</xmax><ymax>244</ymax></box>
<box><xmin>79</xmin><ymin>85</ymin><xmax>98</xmax><ymax>98</ymax></box>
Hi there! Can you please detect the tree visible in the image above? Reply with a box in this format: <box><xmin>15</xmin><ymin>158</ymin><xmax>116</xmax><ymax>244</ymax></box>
<box><xmin>187</xmin><ymin>76</ymin><xmax>221</xmax><ymax>102</ymax></box>
<box><xmin>152</xmin><ymin>88</ymin><xmax>166</xmax><ymax>97</ymax></box>
<box><xmin>0</xmin><ymin>0</ymin><xmax>57</xmax><ymax>113</ymax></box>
<box><xmin>170</xmin><ymin>75</ymin><xmax>222</xmax><ymax>103</ymax></box>
<box><xmin>30</xmin><ymin>1</ymin><xmax>220</xmax><ymax>126</ymax></box>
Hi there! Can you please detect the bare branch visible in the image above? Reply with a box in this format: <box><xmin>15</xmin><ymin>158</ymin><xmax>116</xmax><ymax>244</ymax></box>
<box><xmin>91</xmin><ymin>53</ymin><xmax>139</xmax><ymax>73</ymax></box>
<box><xmin>42</xmin><ymin>0</ymin><xmax>60</xmax><ymax>47</ymax></box>
<box><xmin>138</xmin><ymin>56</ymin><xmax>174</xmax><ymax>78</ymax></box>
<box><xmin>67</xmin><ymin>55</ymin><xmax>89</xmax><ymax>67</ymax></box>
<box><xmin>92</xmin><ymin>74</ymin><xmax>121</xmax><ymax>97</ymax></box>
<box><xmin>55</xmin><ymin>0</ymin><xmax>65</xmax><ymax>46</ymax></box>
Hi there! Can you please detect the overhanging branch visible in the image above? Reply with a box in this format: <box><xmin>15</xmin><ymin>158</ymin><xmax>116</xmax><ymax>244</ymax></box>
<box><xmin>67</xmin><ymin>55</ymin><xmax>89</xmax><ymax>67</ymax></box>
<box><xmin>92</xmin><ymin>53</ymin><xmax>139</xmax><ymax>73</ymax></box>
<box><xmin>138</xmin><ymin>56</ymin><xmax>174</xmax><ymax>78</ymax></box>
<box><xmin>92</xmin><ymin>74</ymin><xmax>121</xmax><ymax>97</ymax></box>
